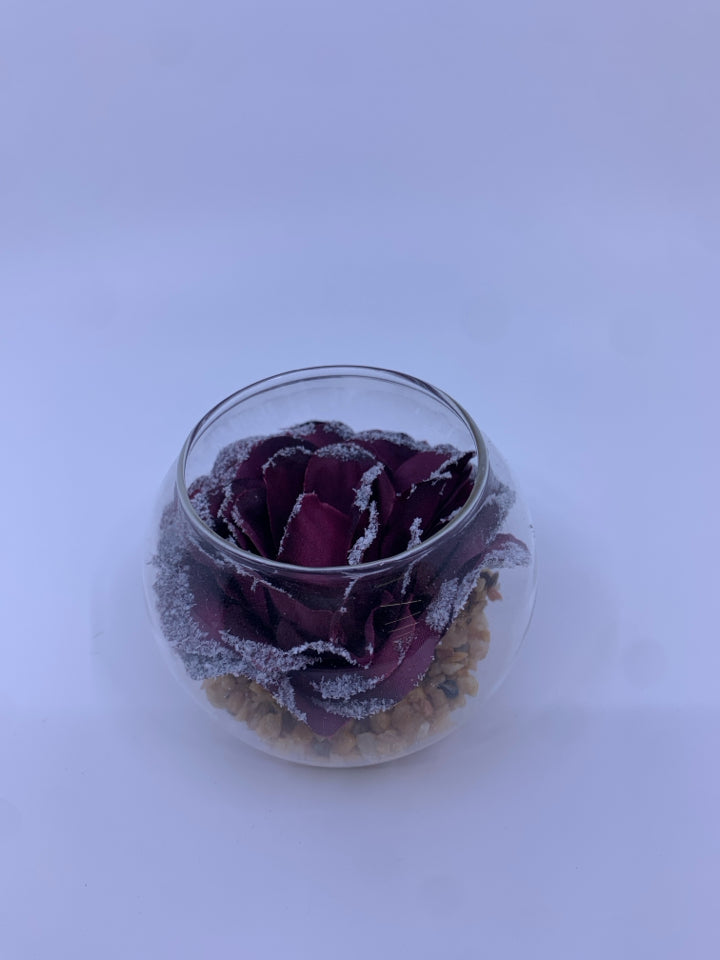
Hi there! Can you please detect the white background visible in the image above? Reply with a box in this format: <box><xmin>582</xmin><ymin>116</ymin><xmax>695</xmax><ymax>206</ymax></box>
<box><xmin>2</xmin><ymin>1</ymin><xmax>719</xmax><ymax>957</ymax></box>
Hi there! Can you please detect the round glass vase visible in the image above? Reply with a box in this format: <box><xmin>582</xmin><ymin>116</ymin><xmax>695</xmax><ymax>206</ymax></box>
<box><xmin>143</xmin><ymin>366</ymin><xmax>536</xmax><ymax>766</ymax></box>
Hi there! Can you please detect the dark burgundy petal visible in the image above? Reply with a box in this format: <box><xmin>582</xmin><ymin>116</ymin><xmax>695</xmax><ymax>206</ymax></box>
<box><xmin>348</xmin><ymin>504</ymin><xmax>381</xmax><ymax>565</ymax></box>
<box><xmin>233</xmin><ymin>436</ymin><xmax>310</xmax><ymax>483</ymax></box>
<box><xmin>373</xmin><ymin>468</ymin><xmax>397</xmax><ymax>525</ymax></box>
<box><xmin>219</xmin><ymin>479</ymin><xmax>273</xmax><ymax>556</ymax></box>
<box><xmin>187</xmin><ymin>563</ymin><xmax>265</xmax><ymax>644</ymax></box>
<box><xmin>478</xmin><ymin>532</ymin><xmax>531</xmax><ymax>568</ymax></box>
<box><xmin>187</xmin><ymin>568</ymin><xmax>227</xmax><ymax>639</ymax></box>
<box><xmin>223</xmin><ymin>524</ymin><xmax>255</xmax><ymax>553</ymax></box>
<box><xmin>188</xmin><ymin>476</ymin><xmax>234</xmax><ymax>539</ymax></box>
<box><xmin>425</xmin><ymin>476</ymin><xmax>475</xmax><ymax>542</ymax></box>
<box><xmin>291</xmin><ymin>602</ymin><xmax>441</xmax><ymax>734</ymax></box>
<box><xmin>381</xmin><ymin>481</ymin><xmax>444</xmax><ymax>557</ymax></box>
<box><xmin>353</xmin><ymin>616</ymin><xmax>439</xmax><ymax>706</ymax></box>
<box><xmin>277</xmin><ymin>492</ymin><xmax>355</xmax><ymax>567</ymax></box>
<box><xmin>266</xmin><ymin>583</ymin><xmax>336</xmax><ymax>640</ymax></box>
<box><xmin>288</xmin><ymin>688</ymin><xmax>354</xmax><ymax>737</ymax></box>
<box><xmin>262</xmin><ymin>445</ymin><xmax>313</xmax><ymax>550</ymax></box>
<box><xmin>297</xmin><ymin>595</ymin><xmax>415</xmax><ymax>692</ymax></box>
<box><xmin>303</xmin><ymin>443</ymin><xmax>378</xmax><ymax>516</ymax></box>
<box><xmin>188</xmin><ymin>475</ymin><xmax>223</xmax><ymax>518</ymax></box>
<box><xmin>381</xmin><ymin>452</ymin><xmax>475</xmax><ymax>558</ymax></box>
<box><xmin>212</xmin><ymin>567</ymin><xmax>256</xmax><ymax>605</ymax></box>
<box><xmin>445</xmin><ymin>464</ymin><xmax>516</xmax><ymax>566</ymax></box>
<box><xmin>391</xmin><ymin>450</ymin><xmax>458</xmax><ymax>491</ymax></box>
<box><xmin>287</xmin><ymin>421</ymin><xmax>355</xmax><ymax>449</ymax></box>
<box><xmin>429</xmin><ymin>475</ymin><xmax>475</xmax><ymax>528</ymax></box>
<box><xmin>354</xmin><ymin>431</ymin><xmax>424</xmax><ymax>471</ymax></box>
<box><xmin>275</xmin><ymin>618</ymin><xmax>307</xmax><ymax>652</ymax></box>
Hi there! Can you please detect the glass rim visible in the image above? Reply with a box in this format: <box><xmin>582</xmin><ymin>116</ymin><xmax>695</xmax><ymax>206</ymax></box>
<box><xmin>175</xmin><ymin>364</ymin><xmax>489</xmax><ymax>576</ymax></box>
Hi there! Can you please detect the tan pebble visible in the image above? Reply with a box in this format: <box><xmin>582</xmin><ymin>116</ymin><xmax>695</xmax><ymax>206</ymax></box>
<box><xmin>438</xmin><ymin>646</ymin><xmax>457</xmax><ymax>661</ymax></box>
<box><xmin>454</xmin><ymin>626</ymin><xmax>475</xmax><ymax>648</ymax></box>
<box><xmin>246</xmin><ymin>701</ymin><xmax>271</xmax><ymax>729</ymax></box>
<box><xmin>369</xmin><ymin>711</ymin><xmax>392</xmax><ymax>734</ymax></box>
<box><xmin>469</xmin><ymin>637</ymin><xmax>490</xmax><ymax>660</ymax></box>
<box><xmin>410</xmin><ymin>690</ymin><xmax>434</xmax><ymax>719</ymax></box>
<box><xmin>226</xmin><ymin>690</ymin><xmax>250</xmax><ymax>720</ymax></box>
<box><xmin>467</xmin><ymin>624</ymin><xmax>488</xmax><ymax>643</ymax></box>
<box><xmin>457</xmin><ymin>673</ymin><xmax>479</xmax><ymax>697</ymax></box>
<box><xmin>204</xmin><ymin>681</ymin><xmax>229</xmax><ymax>708</ymax></box>
<box><xmin>292</xmin><ymin>723</ymin><xmax>314</xmax><ymax>746</ymax></box>
<box><xmin>330</xmin><ymin>727</ymin><xmax>356</xmax><ymax>756</ymax></box>
<box><xmin>376</xmin><ymin>730</ymin><xmax>405</xmax><ymax>757</ymax></box>
<box><xmin>356</xmin><ymin>732</ymin><xmax>379</xmax><ymax>759</ymax></box>
<box><xmin>255</xmin><ymin>711</ymin><xmax>282</xmax><ymax>741</ymax></box>
<box><xmin>426</xmin><ymin>686</ymin><xmax>448</xmax><ymax>712</ymax></box>
<box><xmin>396</xmin><ymin>716</ymin><xmax>424</xmax><ymax>739</ymax></box>
<box><xmin>417</xmin><ymin>721</ymin><xmax>431</xmax><ymax>740</ymax></box>
<box><xmin>430</xmin><ymin>713</ymin><xmax>452</xmax><ymax>735</ymax></box>
<box><xmin>442</xmin><ymin>630</ymin><xmax>462</xmax><ymax>650</ymax></box>
<box><xmin>442</xmin><ymin>662</ymin><xmax>463</xmax><ymax>676</ymax></box>
<box><xmin>281</xmin><ymin>711</ymin><xmax>297</xmax><ymax>735</ymax></box>
<box><xmin>218</xmin><ymin>675</ymin><xmax>237</xmax><ymax>694</ymax></box>
<box><xmin>390</xmin><ymin>701</ymin><xmax>412</xmax><ymax>720</ymax></box>
<box><xmin>447</xmin><ymin>651</ymin><xmax>467</xmax><ymax>663</ymax></box>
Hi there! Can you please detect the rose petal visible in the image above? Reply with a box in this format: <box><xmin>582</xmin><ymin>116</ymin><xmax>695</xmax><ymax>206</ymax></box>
<box><xmin>355</xmin><ymin>616</ymin><xmax>439</xmax><ymax>705</ymax></box>
<box><xmin>367</xmin><ymin>467</ymin><xmax>396</xmax><ymax>525</ymax></box>
<box><xmin>303</xmin><ymin>443</ymin><xmax>378</xmax><ymax>516</ymax></box>
<box><xmin>428</xmin><ymin>475</ymin><xmax>475</xmax><ymax>532</ymax></box>
<box><xmin>266</xmin><ymin>582</ymin><xmax>336</xmax><ymax>640</ymax></box>
<box><xmin>188</xmin><ymin>477</ymin><xmax>236</xmax><ymax>540</ymax></box>
<box><xmin>391</xmin><ymin>450</ymin><xmax>458</xmax><ymax>491</ymax></box>
<box><xmin>188</xmin><ymin>563</ymin><xmax>265</xmax><ymax>646</ymax></box>
<box><xmin>233</xmin><ymin>435</ymin><xmax>310</xmax><ymax>483</ymax></box>
<box><xmin>291</xmin><ymin>602</ymin><xmax>440</xmax><ymax>733</ymax></box>
<box><xmin>277</xmin><ymin>492</ymin><xmax>355</xmax><ymax>567</ymax></box>
<box><xmin>296</xmin><ymin>594</ymin><xmax>415</xmax><ymax>695</ymax></box>
<box><xmin>288</xmin><ymin>420</ymin><xmax>355</xmax><ymax>448</ymax></box>
<box><xmin>354</xmin><ymin>431</ymin><xmax>424</xmax><ymax>471</ymax></box>
<box><xmin>187</xmin><ymin>565</ymin><xmax>227</xmax><ymax>639</ymax></box>
<box><xmin>287</xmin><ymin>688</ymin><xmax>353</xmax><ymax>737</ymax></box>
<box><xmin>347</xmin><ymin>502</ymin><xmax>381</xmax><ymax>565</ymax></box>
<box><xmin>381</xmin><ymin>482</ymin><xmax>443</xmax><ymax>557</ymax></box>
<box><xmin>219</xmin><ymin>479</ymin><xmax>273</xmax><ymax>556</ymax></box>
<box><xmin>441</xmin><ymin>465</ymin><xmax>516</xmax><ymax>570</ymax></box>
<box><xmin>274</xmin><ymin>618</ymin><xmax>307</xmax><ymax>652</ymax></box>
<box><xmin>479</xmin><ymin>532</ymin><xmax>531</xmax><ymax>568</ymax></box>
<box><xmin>381</xmin><ymin>453</ymin><xmax>474</xmax><ymax>558</ymax></box>
<box><xmin>262</xmin><ymin>445</ymin><xmax>314</xmax><ymax>551</ymax></box>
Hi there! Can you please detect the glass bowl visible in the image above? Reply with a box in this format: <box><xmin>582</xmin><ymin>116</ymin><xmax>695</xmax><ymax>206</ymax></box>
<box><xmin>143</xmin><ymin>366</ymin><xmax>536</xmax><ymax>766</ymax></box>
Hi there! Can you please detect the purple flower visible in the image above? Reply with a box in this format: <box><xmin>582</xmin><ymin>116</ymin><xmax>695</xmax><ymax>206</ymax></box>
<box><xmin>154</xmin><ymin>421</ymin><xmax>528</xmax><ymax>735</ymax></box>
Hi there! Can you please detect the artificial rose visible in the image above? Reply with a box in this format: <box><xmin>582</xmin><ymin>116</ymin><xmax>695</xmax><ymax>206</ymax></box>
<box><xmin>153</xmin><ymin>421</ymin><xmax>528</xmax><ymax>735</ymax></box>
